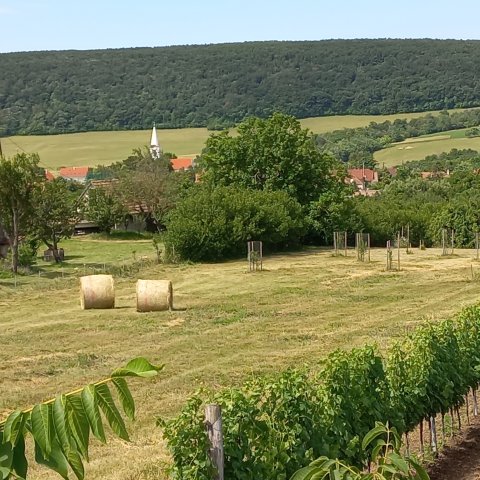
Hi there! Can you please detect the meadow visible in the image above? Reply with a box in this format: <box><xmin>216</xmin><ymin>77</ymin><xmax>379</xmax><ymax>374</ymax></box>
<box><xmin>1</xmin><ymin>109</ymin><xmax>467</xmax><ymax>172</ymax></box>
<box><xmin>1</xmin><ymin>237</ymin><xmax>480</xmax><ymax>479</ymax></box>
<box><xmin>375</xmin><ymin>127</ymin><xmax>480</xmax><ymax>167</ymax></box>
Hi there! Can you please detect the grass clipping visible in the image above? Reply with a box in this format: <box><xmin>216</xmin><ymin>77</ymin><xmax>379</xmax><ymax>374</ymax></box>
<box><xmin>136</xmin><ymin>279</ymin><xmax>173</xmax><ymax>312</ymax></box>
<box><xmin>79</xmin><ymin>274</ymin><xmax>115</xmax><ymax>310</ymax></box>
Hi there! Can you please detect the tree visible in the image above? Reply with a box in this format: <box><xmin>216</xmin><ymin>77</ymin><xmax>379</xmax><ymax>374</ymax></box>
<box><xmin>33</xmin><ymin>178</ymin><xmax>80</xmax><ymax>262</ymax></box>
<box><xmin>86</xmin><ymin>188</ymin><xmax>126</xmax><ymax>235</ymax></box>
<box><xmin>165</xmin><ymin>185</ymin><xmax>306</xmax><ymax>261</ymax></box>
<box><xmin>117</xmin><ymin>149</ymin><xmax>189</xmax><ymax>232</ymax></box>
<box><xmin>199</xmin><ymin>113</ymin><xmax>340</xmax><ymax>205</ymax></box>
<box><xmin>0</xmin><ymin>153</ymin><xmax>43</xmax><ymax>273</ymax></box>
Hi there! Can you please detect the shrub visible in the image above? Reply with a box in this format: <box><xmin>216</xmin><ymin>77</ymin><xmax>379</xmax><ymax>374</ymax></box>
<box><xmin>165</xmin><ymin>186</ymin><xmax>306</xmax><ymax>261</ymax></box>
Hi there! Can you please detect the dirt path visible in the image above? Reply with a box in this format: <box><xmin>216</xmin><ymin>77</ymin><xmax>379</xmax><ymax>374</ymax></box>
<box><xmin>429</xmin><ymin>415</ymin><xmax>480</xmax><ymax>480</ymax></box>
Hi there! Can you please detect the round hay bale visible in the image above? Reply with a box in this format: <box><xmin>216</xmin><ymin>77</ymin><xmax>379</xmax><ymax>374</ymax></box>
<box><xmin>136</xmin><ymin>279</ymin><xmax>173</xmax><ymax>312</ymax></box>
<box><xmin>79</xmin><ymin>274</ymin><xmax>115</xmax><ymax>310</ymax></box>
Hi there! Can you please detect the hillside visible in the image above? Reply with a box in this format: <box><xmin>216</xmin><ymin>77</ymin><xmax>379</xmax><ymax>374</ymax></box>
<box><xmin>374</xmin><ymin>128</ymin><xmax>480</xmax><ymax>167</ymax></box>
<box><xmin>2</xmin><ymin>39</ymin><xmax>480</xmax><ymax>135</ymax></box>
<box><xmin>1</xmin><ymin>110</ymin><xmax>463</xmax><ymax>171</ymax></box>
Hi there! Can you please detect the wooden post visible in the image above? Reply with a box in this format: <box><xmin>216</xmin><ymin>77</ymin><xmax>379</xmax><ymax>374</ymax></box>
<box><xmin>419</xmin><ymin>419</ymin><xmax>424</xmax><ymax>455</ymax></box>
<box><xmin>367</xmin><ymin>234</ymin><xmax>371</xmax><ymax>263</ymax></box>
<box><xmin>407</xmin><ymin>224</ymin><xmax>410</xmax><ymax>254</ymax></box>
<box><xmin>260</xmin><ymin>241</ymin><xmax>263</xmax><ymax>271</ymax></box>
<box><xmin>397</xmin><ymin>233</ymin><xmax>401</xmax><ymax>271</ymax></box>
<box><xmin>344</xmin><ymin>231</ymin><xmax>347</xmax><ymax>257</ymax></box>
<box><xmin>333</xmin><ymin>232</ymin><xmax>337</xmax><ymax>256</ymax></box>
<box><xmin>476</xmin><ymin>232</ymin><xmax>480</xmax><ymax>261</ymax></box>
<box><xmin>430</xmin><ymin>416</ymin><xmax>438</xmax><ymax>456</ymax></box>
<box><xmin>466</xmin><ymin>394</ymin><xmax>470</xmax><ymax>425</ymax></box>
<box><xmin>205</xmin><ymin>404</ymin><xmax>224</xmax><ymax>480</ymax></box>
<box><xmin>473</xmin><ymin>389</ymin><xmax>479</xmax><ymax>416</ymax></box>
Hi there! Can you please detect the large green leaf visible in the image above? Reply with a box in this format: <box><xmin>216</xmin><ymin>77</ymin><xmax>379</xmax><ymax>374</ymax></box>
<box><xmin>66</xmin><ymin>396</ymin><xmax>90</xmax><ymax>461</ymax></box>
<box><xmin>12</xmin><ymin>435</ymin><xmax>28</xmax><ymax>479</ymax></box>
<box><xmin>54</xmin><ymin>395</ymin><xmax>86</xmax><ymax>480</ymax></box>
<box><xmin>0</xmin><ymin>441</ymin><xmax>12</xmax><ymax>478</ymax></box>
<box><xmin>95</xmin><ymin>384</ymin><xmax>129</xmax><ymax>441</ymax></box>
<box><xmin>34</xmin><ymin>439</ymin><xmax>69</xmax><ymax>480</ymax></box>
<box><xmin>81</xmin><ymin>385</ymin><xmax>106</xmax><ymax>444</ymax></box>
<box><xmin>53</xmin><ymin>396</ymin><xmax>70</xmax><ymax>454</ymax></box>
<box><xmin>66</xmin><ymin>449</ymin><xmax>85</xmax><ymax>480</ymax></box>
<box><xmin>112</xmin><ymin>378</ymin><xmax>135</xmax><ymax>421</ymax></box>
<box><xmin>111</xmin><ymin>357</ymin><xmax>164</xmax><ymax>378</ymax></box>
<box><xmin>31</xmin><ymin>403</ymin><xmax>53</xmax><ymax>457</ymax></box>
<box><xmin>3</xmin><ymin>410</ymin><xmax>26</xmax><ymax>446</ymax></box>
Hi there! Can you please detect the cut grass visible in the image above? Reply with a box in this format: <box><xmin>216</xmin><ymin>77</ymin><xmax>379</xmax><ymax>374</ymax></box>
<box><xmin>1</xmin><ymin>239</ymin><xmax>480</xmax><ymax>479</ymax></box>
<box><xmin>375</xmin><ymin>127</ymin><xmax>480</xmax><ymax>167</ymax></box>
<box><xmin>2</xmin><ymin>109</ymin><xmax>470</xmax><ymax>173</ymax></box>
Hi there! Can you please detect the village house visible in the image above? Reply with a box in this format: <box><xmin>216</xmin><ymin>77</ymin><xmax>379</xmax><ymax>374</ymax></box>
<box><xmin>347</xmin><ymin>167</ymin><xmax>379</xmax><ymax>197</ymax></box>
<box><xmin>58</xmin><ymin>166</ymin><xmax>90</xmax><ymax>183</ymax></box>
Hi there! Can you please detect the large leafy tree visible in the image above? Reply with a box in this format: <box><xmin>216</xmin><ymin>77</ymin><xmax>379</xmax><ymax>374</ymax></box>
<box><xmin>199</xmin><ymin>113</ymin><xmax>341</xmax><ymax>205</ymax></box>
<box><xmin>86</xmin><ymin>189</ymin><xmax>126</xmax><ymax>235</ymax></box>
<box><xmin>117</xmin><ymin>149</ymin><xmax>190</xmax><ymax>232</ymax></box>
<box><xmin>0</xmin><ymin>153</ymin><xmax>43</xmax><ymax>272</ymax></box>
<box><xmin>33</xmin><ymin>178</ymin><xmax>80</xmax><ymax>262</ymax></box>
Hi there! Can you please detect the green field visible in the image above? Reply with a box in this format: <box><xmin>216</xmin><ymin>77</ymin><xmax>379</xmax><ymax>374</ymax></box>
<box><xmin>1</xmin><ymin>237</ymin><xmax>480</xmax><ymax>479</ymax></box>
<box><xmin>375</xmin><ymin>128</ymin><xmax>480</xmax><ymax>167</ymax></box>
<box><xmin>1</xmin><ymin>109</ymin><xmax>468</xmax><ymax>172</ymax></box>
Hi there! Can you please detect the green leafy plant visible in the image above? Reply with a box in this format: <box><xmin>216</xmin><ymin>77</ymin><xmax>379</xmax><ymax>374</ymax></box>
<box><xmin>290</xmin><ymin>423</ymin><xmax>429</xmax><ymax>480</ymax></box>
<box><xmin>0</xmin><ymin>357</ymin><xmax>163</xmax><ymax>480</ymax></box>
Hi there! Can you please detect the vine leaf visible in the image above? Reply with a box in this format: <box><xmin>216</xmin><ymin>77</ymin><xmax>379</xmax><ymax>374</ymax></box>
<box><xmin>95</xmin><ymin>384</ymin><xmax>129</xmax><ymax>441</ymax></box>
<box><xmin>112</xmin><ymin>377</ymin><xmax>135</xmax><ymax>421</ymax></box>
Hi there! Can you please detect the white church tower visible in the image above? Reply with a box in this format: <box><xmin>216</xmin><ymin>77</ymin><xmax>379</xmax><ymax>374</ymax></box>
<box><xmin>150</xmin><ymin>123</ymin><xmax>161</xmax><ymax>158</ymax></box>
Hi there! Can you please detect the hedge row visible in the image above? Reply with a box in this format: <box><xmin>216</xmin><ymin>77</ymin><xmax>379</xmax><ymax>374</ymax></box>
<box><xmin>160</xmin><ymin>305</ymin><xmax>480</xmax><ymax>479</ymax></box>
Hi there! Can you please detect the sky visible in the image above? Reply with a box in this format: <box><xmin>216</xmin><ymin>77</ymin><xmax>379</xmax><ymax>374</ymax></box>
<box><xmin>2</xmin><ymin>0</ymin><xmax>480</xmax><ymax>53</ymax></box>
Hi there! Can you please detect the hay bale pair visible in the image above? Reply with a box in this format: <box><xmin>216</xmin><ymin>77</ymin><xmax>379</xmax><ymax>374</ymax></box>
<box><xmin>79</xmin><ymin>275</ymin><xmax>173</xmax><ymax>312</ymax></box>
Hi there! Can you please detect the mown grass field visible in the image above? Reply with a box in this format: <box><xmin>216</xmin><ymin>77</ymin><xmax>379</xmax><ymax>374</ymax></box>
<box><xmin>375</xmin><ymin>127</ymin><xmax>480</xmax><ymax>167</ymax></box>
<box><xmin>2</xmin><ymin>109</ymin><xmax>467</xmax><ymax>172</ymax></box>
<box><xmin>2</xmin><ymin>237</ymin><xmax>480</xmax><ymax>479</ymax></box>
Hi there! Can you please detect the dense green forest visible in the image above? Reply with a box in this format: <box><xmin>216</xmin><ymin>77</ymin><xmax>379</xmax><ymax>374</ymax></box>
<box><xmin>3</xmin><ymin>39</ymin><xmax>480</xmax><ymax>135</ymax></box>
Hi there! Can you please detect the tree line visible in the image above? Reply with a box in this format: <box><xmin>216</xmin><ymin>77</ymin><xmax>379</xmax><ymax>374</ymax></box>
<box><xmin>3</xmin><ymin>39</ymin><xmax>480</xmax><ymax>135</ymax></box>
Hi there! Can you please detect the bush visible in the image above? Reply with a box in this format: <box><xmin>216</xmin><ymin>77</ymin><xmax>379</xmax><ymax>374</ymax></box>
<box><xmin>165</xmin><ymin>186</ymin><xmax>306</xmax><ymax>261</ymax></box>
<box><xmin>18</xmin><ymin>237</ymin><xmax>39</xmax><ymax>267</ymax></box>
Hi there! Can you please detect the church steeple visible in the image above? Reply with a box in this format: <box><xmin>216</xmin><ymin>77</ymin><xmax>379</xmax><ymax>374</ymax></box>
<box><xmin>150</xmin><ymin>123</ymin><xmax>161</xmax><ymax>158</ymax></box>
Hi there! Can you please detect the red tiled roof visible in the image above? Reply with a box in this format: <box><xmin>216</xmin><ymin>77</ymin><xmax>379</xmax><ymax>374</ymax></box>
<box><xmin>347</xmin><ymin>168</ymin><xmax>377</xmax><ymax>183</ymax></box>
<box><xmin>59</xmin><ymin>166</ymin><xmax>90</xmax><ymax>178</ymax></box>
<box><xmin>44</xmin><ymin>169</ymin><xmax>55</xmax><ymax>181</ymax></box>
<box><xmin>171</xmin><ymin>157</ymin><xmax>193</xmax><ymax>171</ymax></box>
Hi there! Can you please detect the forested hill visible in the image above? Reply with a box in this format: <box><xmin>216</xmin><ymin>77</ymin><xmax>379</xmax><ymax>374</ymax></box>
<box><xmin>3</xmin><ymin>39</ymin><xmax>480</xmax><ymax>135</ymax></box>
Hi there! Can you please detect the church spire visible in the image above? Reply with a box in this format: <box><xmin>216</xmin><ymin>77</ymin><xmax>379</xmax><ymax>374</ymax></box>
<box><xmin>150</xmin><ymin>123</ymin><xmax>161</xmax><ymax>158</ymax></box>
